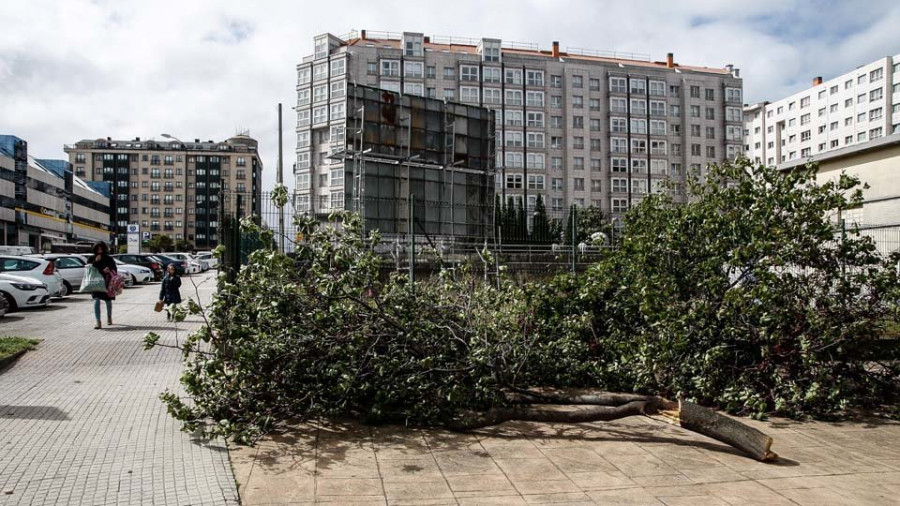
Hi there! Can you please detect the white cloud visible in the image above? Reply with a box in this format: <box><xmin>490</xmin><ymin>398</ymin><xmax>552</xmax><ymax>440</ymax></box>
<box><xmin>1</xmin><ymin>0</ymin><xmax>898</xmax><ymax>195</ymax></box>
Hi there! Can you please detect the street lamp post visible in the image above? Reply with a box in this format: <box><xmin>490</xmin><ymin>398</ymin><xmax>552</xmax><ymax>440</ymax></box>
<box><xmin>161</xmin><ymin>133</ymin><xmax>188</xmax><ymax>248</ymax></box>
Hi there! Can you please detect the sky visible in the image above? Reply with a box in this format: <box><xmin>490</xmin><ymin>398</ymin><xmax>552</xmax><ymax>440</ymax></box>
<box><xmin>1</xmin><ymin>0</ymin><xmax>898</xmax><ymax>194</ymax></box>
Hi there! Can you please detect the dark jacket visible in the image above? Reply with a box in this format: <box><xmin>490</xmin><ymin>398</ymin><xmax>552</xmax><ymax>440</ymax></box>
<box><xmin>159</xmin><ymin>274</ymin><xmax>182</xmax><ymax>304</ymax></box>
<box><xmin>89</xmin><ymin>253</ymin><xmax>118</xmax><ymax>301</ymax></box>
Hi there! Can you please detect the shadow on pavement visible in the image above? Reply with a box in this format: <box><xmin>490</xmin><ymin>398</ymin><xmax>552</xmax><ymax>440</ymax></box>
<box><xmin>102</xmin><ymin>324</ymin><xmax>190</xmax><ymax>332</ymax></box>
<box><xmin>0</xmin><ymin>405</ymin><xmax>69</xmax><ymax>420</ymax></box>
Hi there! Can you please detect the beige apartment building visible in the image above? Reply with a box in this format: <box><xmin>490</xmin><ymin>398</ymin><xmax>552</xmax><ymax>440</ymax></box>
<box><xmin>64</xmin><ymin>135</ymin><xmax>262</xmax><ymax>249</ymax></box>
<box><xmin>296</xmin><ymin>30</ymin><xmax>744</xmax><ymax>222</ymax></box>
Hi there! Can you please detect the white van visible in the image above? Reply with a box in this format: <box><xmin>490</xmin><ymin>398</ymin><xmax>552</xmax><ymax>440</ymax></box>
<box><xmin>0</xmin><ymin>246</ymin><xmax>35</xmax><ymax>256</ymax></box>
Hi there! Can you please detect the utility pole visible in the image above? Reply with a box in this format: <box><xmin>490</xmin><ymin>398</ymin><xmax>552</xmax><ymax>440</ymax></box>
<box><xmin>409</xmin><ymin>194</ymin><xmax>415</xmax><ymax>288</ymax></box>
<box><xmin>277</xmin><ymin>103</ymin><xmax>285</xmax><ymax>253</ymax></box>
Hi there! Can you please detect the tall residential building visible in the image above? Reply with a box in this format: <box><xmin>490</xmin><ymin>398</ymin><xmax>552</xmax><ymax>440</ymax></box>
<box><xmin>744</xmin><ymin>54</ymin><xmax>900</xmax><ymax>167</ymax></box>
<box><xmin>1</xmin><ymin>135</ymin><xmax>112</xmax><ymax>249</ymax></box>
<box><xmin>64</xmin><ymin>135</ymin><xmax>263</xmax><ymax>249</ymax></box>
<box><xmin>296</xmin><ymin>30</ymin><xmax>743</xmax><ymax>222</ymax></box>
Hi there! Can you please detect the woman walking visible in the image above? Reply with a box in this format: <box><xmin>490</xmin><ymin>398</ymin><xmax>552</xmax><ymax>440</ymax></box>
<box><xmin>89</xmin><ymin>241</ymin><xmax>117</xmax><ymax>329</ymax></box>
<box><xmin>159</xmin><ymin>264</ymin><xmax>182</xmax><ymax>320</ymax></box>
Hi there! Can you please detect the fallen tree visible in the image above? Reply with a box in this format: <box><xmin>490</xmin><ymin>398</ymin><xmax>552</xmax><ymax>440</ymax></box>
<box><xmin>145</xmin><ymin>159</ymin><xmax>899</xmax><ymax>460</ymax></box>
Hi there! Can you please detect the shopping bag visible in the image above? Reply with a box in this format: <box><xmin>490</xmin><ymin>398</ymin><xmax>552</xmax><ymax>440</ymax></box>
<box><xmin>79</xmin><ymin>265</ymin><xmax>107</xmax><ymax>293</ymax></box>
<box><xmin>154</xmin><ymin>301</ymin><xmax>164</xmax><ymax>312</ymax></box>
<box><xmin>106</xmin><ymin>273</ymin><xmax>126</xmax><ymax>298</ymax></box>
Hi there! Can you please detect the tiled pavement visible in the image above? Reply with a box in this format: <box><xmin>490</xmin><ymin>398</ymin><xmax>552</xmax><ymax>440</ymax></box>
<box><xmin>0</xmin><ymin>272</ymin><xmax>238</xmax><ymax>505</ymax></box>
<box><xmin>232</xmin><ymin>409</ymin><xmax>900</xmax><ymax>505</ymax></box>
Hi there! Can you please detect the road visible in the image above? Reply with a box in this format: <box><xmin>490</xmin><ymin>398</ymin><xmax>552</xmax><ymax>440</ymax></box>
<box><xmin>0</xmin><ymin>272</ymin><xmax>238</xmax><ymax>505</ymax></box>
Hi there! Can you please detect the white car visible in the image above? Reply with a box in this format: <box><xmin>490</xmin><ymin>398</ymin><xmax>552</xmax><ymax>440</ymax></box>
<box><xmin>166</xmin><ymin>253</ymin><xmax>200</xmax><ymax>275</ymax></box>
<box><xmin>195</xmin><ymin>253</ymin><xmax>218</xmax><ymax>268</ymax></box>
<box><xmin>0</xmin><ymin>273</ymin><xmax>51</xmax><ymax>311</ymax></box>
<box><xmin>27</xmin><ymin>254</ymin><xmax>87</xmax><ymax>296</ymax></box>
<box><xmin>0</xmin><ymin>255</ymin><xmax>64</xmax><ymax>297</ymax></box>
<box><xmin>113</xmin><ymin>260</ymin><xmax>153</xmax><ymax>286</ymax></box>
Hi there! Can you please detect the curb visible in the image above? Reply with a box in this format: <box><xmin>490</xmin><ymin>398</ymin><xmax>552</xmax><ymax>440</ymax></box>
<box><xmin>0</xmin><ymin>349</ymin><xmax>31</xmax><ymax>372</ymax></box>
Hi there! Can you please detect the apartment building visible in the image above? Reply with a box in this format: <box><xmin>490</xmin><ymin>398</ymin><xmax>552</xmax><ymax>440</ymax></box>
<box><xmin>64</xmin><ymin>135</ymin><xmax>263</xmax><ymax>249</ymax></box>
<box><xmin>1</xmin><ymin>135</ymin><xmax>112</xmax><ymax>249</ymax></box>
<box><xmin>744</xmin><ymin>54</ymin><xmax>900</xmax><ymax>167</ymax></box>
<box><xmin>296</xmin><ymin>30</ymin><xmax>743</xmax><ymax>221</ymax></box>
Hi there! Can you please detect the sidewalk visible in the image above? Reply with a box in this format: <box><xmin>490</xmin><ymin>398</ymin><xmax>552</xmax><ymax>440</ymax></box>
<box><xmin>231</xmin><ymin>411</ymin><xmax>900</xmax><ymax>505</ymax></box>
<box><xmin>0</xmin><ymin>272</ymin><xmax>238</xmax><ymax>505</ymax></box>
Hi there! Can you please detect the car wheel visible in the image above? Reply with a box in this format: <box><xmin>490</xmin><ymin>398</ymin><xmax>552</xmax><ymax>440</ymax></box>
<box><xmin>125</xmin><ymin>274</ymin><xmax>136</xmax><ymax>287</ymax></box>
<box><xmin>1</xmin><ymin>292</ymin><xmax>17</xmax><ymax>312</ymax></box>
<box><xmin>62</xmin><ymin>281</ymin><xmax>72</xmax><ymax>297</ymax></box>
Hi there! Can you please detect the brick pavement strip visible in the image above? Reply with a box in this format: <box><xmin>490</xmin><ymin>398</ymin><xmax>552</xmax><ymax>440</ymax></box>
<box><xmin>0</xmin><ymin>272</ymin><xmax>238</xmax><ymax>506</ymax></box>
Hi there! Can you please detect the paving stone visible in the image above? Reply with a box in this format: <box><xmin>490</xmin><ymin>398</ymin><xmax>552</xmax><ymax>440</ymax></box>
<box><xmin>0</xmin><ymin>273</ymin><xmax>237</xmax><ymax>505</ymax></box>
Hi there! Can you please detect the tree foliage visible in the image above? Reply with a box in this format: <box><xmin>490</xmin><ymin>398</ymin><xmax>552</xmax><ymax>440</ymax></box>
<box><xmin>148</xmin><ymin>158</ymin><xmax>900</xmax><ymax>444</ymax></box>
<box><xmin>147</xmin><ymin>235</ymin><xmax>174</xmax><ymax>253</ymax></box>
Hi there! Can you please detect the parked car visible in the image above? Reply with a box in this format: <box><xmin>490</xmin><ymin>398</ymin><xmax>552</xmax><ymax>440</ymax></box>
<box><xmin>0</xmin><ymin>288</ymin><xmax>8</xmax><ymax>317</ymax></box>
<box><xmin>191</xmin><ymin>255</ymin><xmax>211</xmax><ymax>272</ymax></box>
<box><xmin>148</xmin><ymin>254</ymin><xmax>186</xmax><ymax>276</ymax></box>
<box><xmin>27</xmin><ymin>254</ymin><xmax>87</xmax><ymax>296</ymax></box>
<box><xmin>0</xmin><ymin>256</ymin><xmax>64</xmax><ymax>298</ymax></box>
<box><xmin>195</xmin><ymin>253</ymin><xmax>218</xmax><ymax>269</ymax></box>
<box><xmin>113</xmin><ymin>259</ymin><xmax>153</xmax><ymax>286</ymax></box>
<box><xmin>113</xmin><ymin>254</ymin><xmax>164</xmax><ymax>280</ymax></box>
<box><xmin>0</xmin><ymin>273</ymin><xmax>51</xmax><ymax>311</ymax></box>
<box><xmin>163</xmin><ymin>253</ymin><xmax>195</xmax><ymax>275</ymax></box>
<box><xmin>0</xmin><ymin>246</ymin><xmax>35</xmax><ymax>256</ymax></box>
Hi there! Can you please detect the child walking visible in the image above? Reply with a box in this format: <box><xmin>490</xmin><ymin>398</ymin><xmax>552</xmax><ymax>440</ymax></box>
<box><xmin>158</xmin><ymin>264</ymin><xmax>182</xmax><ymax>320</ymax></box>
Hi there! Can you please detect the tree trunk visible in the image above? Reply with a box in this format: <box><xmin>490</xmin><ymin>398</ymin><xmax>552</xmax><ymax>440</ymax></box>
<box><xmin>448</xmin><ymin>389</ymin><xmax>777</xmax><ymax>462</ymax></box>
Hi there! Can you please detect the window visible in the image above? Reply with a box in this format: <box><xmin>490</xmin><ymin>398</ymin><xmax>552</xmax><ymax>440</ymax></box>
<box><xmin>551</xmin><ymin>95</ymin><xmax>562</xmax><ymax>108</ymax></box>
<box><xmin>505</xmin><ymin>110</ymin><xmax>523</xmax><ymax>126</ymax></box>
<box><xmin>690</xmin><ymin>85</ymin><xmax>700</xmax><ymax>98</ymax></box>
<box><xmin>366</xmin><ymin>62</ymin><xmax>377</xmax><ymax>75</ymax></box>
<box><xmin>505</xmin><ymin>69</ymin><xmax>522</xmax><ymax>85</ymax></box>
<box><xmin>705</xmin><ymin>88</ymin><xmax>715</xmax><ymax>101</ymax></box>
<box><xmin>590</xmin><ymin>119</ymin><xmax>602</xmax><ymax>132</ymax></box>
<box><xmin>611</xmin><ymin>117</ymin><xmax>627</xmax><ymax>133</ymax></box>
<box><xmin>426</xmin><ymin>65</ymin><xmax>436</xmax><ymax>78</ymax></box>
<box><xmin>650</xmin><ymin>140</ymin><xmax>667</xmax><ymax>155</ymax></box>
<box><xmin>630</xmin><ymin>139</ymin><xmax>646</xmax><ymax>154</ymax></box>
<box><xmin>858</xmin><ymin>112</ymin><xmax>867</xmax><ymax>123</ymax></box>
<box><xmin>589</xmin><ymin>78</ymin><xmax>600</xmax><ymax>91</ymax></box>
<box><xmin>631</xmin><ymin>99</ymin><xmax>647</xmax><ymax>115</ymax></box>
<box><xmin>726</xmin><ymin>125</ymin><xmax>742</xmax><ymax>141</ymax></box>
<box><xmin>706</xmin><ymin>146</ymin><xmax>716</xmax><ymax>159</ymax></box>
<box><xmin>573</xmin><ymin>137</ymin><xmax>585</xmax><ymax>149</ymax></box>
<box><xmin>526</xmin><ymin>111</ymin><xmax>544</xmax><ymax>127</ymax></box>
<box><xmin>313</xmin><ymin>106</ymin><xmax>327</xmax><ymax>124</ymax></box>
<box><xmin>630</xmin><ymin>78</ymin><xmax>646</xmax><ymax>95</ymax></box>
<box><xmin>550</xmin><ymin>75</ymin><xmax>562</xmax><ymax>88</ymax></box>
<box><xmin>589</xmin><ymin>98</ymin><xmax>601</xmax><ymax>111</ymax></box>
<box><xmin>506</xmin><ymin>90</ymin><xmax>523</xmax><ymax>106</ymax></box>
<box><xmin>818</xmin><ymin>107</ymin><xmax>826</xmax><ymax>117</ymax></box>
<box><xmin>526</xmin><ymin>132</ymin><xmax>545</xmax><ymax>148</ymax></box>
<box><xmin>526</xmin><ymin>91</ymin><xmax>544</xmax><ymax>107</ymax></box>
<box><xmin>591</xmin><ymin>179</ymin><xmax>602</xmax><ymax>192</ymax></box>
<box><xmin>670</xmin><ymin>104</ymin><xmax>681</xmax><ymax>117</ymax></box>
<box><xmin>443</xmin><ymin>67</ymin><xmax>456</xmax><ymax>80</ymax></box>
<box><xmin>650</xmin><ymin>101</ymin><xmax>666</xmax><ymax>116</ymax></box>
<box><xmin>845</xmin><ymin>98</ymin><xmax>852</xmax><ymax>108</ymax></box>
<box><xmin>330</xmin><ymin>103</ymin><xmax>345</xmax><ymax>120</ymax></box>
<box><xmin>858</xmin><ymin>93</ymin><xmax>866</xmax><ymax>104</ymax></box>
<box><xmin>526</xmin><ymin>70</ymin><xmax>544</xmax><ymax>86</ymax></box>
<box><xmin>870</xmin><ymin>88</ymin><xmax>883</xmax><ymax>101</ymax></box>
<box><xmin>590</xmin><ymin>139</ymin><xmax>602</xmax><ymax>151</ymax></box>
<box><xmin>551</xmin><ymin>116</ymin><xmax>563</xmax><ymax>129</ymax></box>
<box><xmin>590</xmin><ymin>159</ymin><xmax>602</xmax><ymax>171</ymax></box>
<box><xmin>330</xmin><ymin>59</ymin><xmax>345</xmax><ymax>76</ymax></box>
<box><xmin>612</xmin><ymin>198</ymin><xmax>628</xmax><ymax>213</ymax></box>
<box><xmin>690</xmin><ymin>105</ymin><xmax>700</xmax><ymax>118</ymax></box>
<box><xmin>527</xmin><ymin>153</ymin><xmax>545</xmax><ymax>169</ymax></box>
<box><xmin>858</xmin><ymin>74</ymin><xmax>866</xmax><ymax>85</ymax></box>
<box><xmin>551</xmin><ymin>177</ymin><xmax>564</xmax><ymax>190</ymax></box>
<box><xmin>650</xmin><ymin>120</ymin><xmax>666</xmax><ymax>135</ymax></box>
<box><xmin>443</xmin><ymin>89</ymin><xmax>455</xmax><ymax>100</ymax></box>
<box><xmin>612</xmin><ymin>178</ymin><xmax>628</xmax><ymax>193</ymax></box>
<box><xmin>800</xmin><ymin>96</ymin><xmax>810</xmax><ymax>108</ymax></box>
<box><xmin>610</xmin><ymin>77</ymin><xmax>627</xmax><ymax>93</ymax></box>
<box><xmin>298</xmin><ymin>88</ymin><xmax>310</xmax><ymax>105</ymax></box>
<box><xmin>572</xmin><ymin>95</ymin><xmax>583</xmax><ymax>109</ymax></box>
<box><xmin>870</xmin><ymin>107</ymin><xmax>883</xmax><ymax>121</ymax></box>
<box><xmin>610</xmin><ymin>97</ymin><xmax>627</xmax><ymax>113</ymax></box>
<box><xmin>574</xmin><ymin>178</ymin><xmax>585</xmax><ymax>191</ymax></box>
<box><xmin>504</xmin><ymin>152</ymin><xmax>523</xmax><ymax>167</ymax></box>
<box><xmin>789</xmin><ymin>101</ymin><xmax>796</xmax><ymax>111</ymax></box>
<box><xmin>630</xmin><ymin>119</ymin><xmax>647</xmax><ymax>134</ymax></box>
<box><xmin>330</xmin><ymin>80</ymin><xmax>345</xmax><ymax>99</ymax></box>
<box><xmin>404</xmin><ymin>61</ymin><xmax>423</xmax><ymax>78</ymax></box>
<box><xmin>649</xmin><ymin>81</ymin><xmax>666</xmax><ymax>96</ymax></box>
<box><xmin>527</xmin><ymin>175</ymin><xmax>545</xmax><ymax>190</ymax></box>
<box><xmin>801</xmin><ymin>130</ymin><xmax>811</xmax><ymax>141</ymax></box>
<box><xmin>800</xmin><ymin>113</ymin><xmax>810</xmax><ymax>125</ymax></box>
<box><xmin>505</xmin><ymin>131</ymin><xmax>523</xmax><ymax>147</ymax></box>
<box><xmin>830</xmin><ymin>121</ymin><xmax>839</xmax><ymax>131</ymax></box>
<box><xmin>573</xmin><ymin>116</ymin><xmax>584</xmax><ymax>129</ymax></box>
<box><xmin>858</xmin><ymin>131</ymin><xmax>867</xmax><ymax>142</ymax></box>
<box><xmin>611</xmin><ymin>138</ymin><xmax>627</xmax><ymax>153</ymax></box>
<box><xmin>460</xmin><ymin>86</ymin><xmax>479</xmax><ymax>103</ymax></box>
<box><xmin>611</xmin><ymin>158</ymin><xmax>627</xmax><ymax>172</ymax></box>
<box><xmin>505</xmin><ymin>174</ymin><xmax>523</xmax><ymax>189</ymax></box>
<box><xmin>705</xmin><ymin>107</ymin><xmax>715</xmax><ymax>120</ymax></box>
<box><xmin>378</xmin><ymin>60</ymin><xmax>403</xmax><ymax>79</ymax></box>
<box><xmin>460</xmin><ymin>65</ymin><xmax>479</xmax><ymax>82</ymax></box>
<box><xmin>726</xmin><ymin>107</ymin><xmax>742</xmax><ymax>121</ymax></box>
<box><xmin>691</xmin><ymin>144</ymin><xmax>701</xmax><ymax>156</ymax></box>
<box><xmin>483</xmin><ymin>67</ymin><xmax>501</xmax><ymax>83</ymax></box>
<box><xmin>483</xmin><ymin>88</ymin><xmax>502</xmax><ymax>104</ymax></box>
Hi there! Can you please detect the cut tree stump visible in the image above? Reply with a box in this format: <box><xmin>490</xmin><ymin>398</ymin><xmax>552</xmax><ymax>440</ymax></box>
<box><xmin>448</xmin><ymin>388</ymin><xmax>776</xmax><ymax>462</ymax></box>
